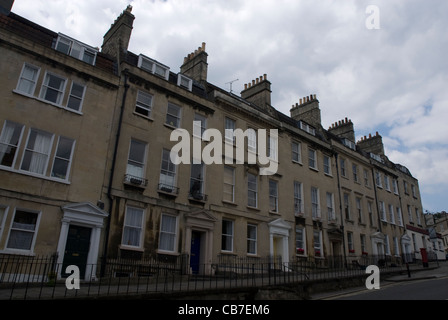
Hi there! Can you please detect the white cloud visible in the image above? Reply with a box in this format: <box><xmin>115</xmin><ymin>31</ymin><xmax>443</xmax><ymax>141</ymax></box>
<box><xmin>10</xmin><ymin>0</ymin><xmax>448</xmax><ymax>211</ymax></box>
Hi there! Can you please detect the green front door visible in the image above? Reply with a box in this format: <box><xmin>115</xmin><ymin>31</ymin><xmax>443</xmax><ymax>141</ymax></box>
<box><xmin>62</xmin><ymin>225</ymin><xmax>91</xmax><ymax>278</ymax></box>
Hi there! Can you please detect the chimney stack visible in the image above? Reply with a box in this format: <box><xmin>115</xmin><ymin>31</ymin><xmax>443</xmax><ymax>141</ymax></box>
<box><xmin>101</xmin><ymin>5</ymin><xmax>135</xmax><ymax>61</ymax></box>
<box><xmin>357</xmin><ymin>131</ymin><xmax>384</xmax><ymax>155</ymax></box>
<box><xmin>290</xmin><ymin>94</ymin><xmax>321</xmax><ymax>127</ymax></box>
<box><xmin>240</xmin><ymin>74</ymin><xmax>272</xmax><ymax>112</ymax></box>
<box><xmin>180</xmin><ymin>42</ymin><xmax>208</xmax><ymax>83</ymax></box>
<box><xmin>328</xmin><ymin>117</ymin><xmax>355</xmax><ymax>142</ymax></box>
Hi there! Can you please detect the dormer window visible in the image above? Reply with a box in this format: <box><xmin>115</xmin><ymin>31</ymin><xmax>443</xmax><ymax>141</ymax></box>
<box><xmin>138</xmin><ymin>55</ymin><xmax>170</xmax><ymax>80</ymax></box>
<box><xmin>55</xmin><ymin>33</ymin><xmax>97</xmax><ymax>66</ymax></box>
<box><xmin>177</xmin><ymin>74</ymin><xmax>193</xmax><ymax>91</ymax></box>
<box><xmin>342</xmin><ymin>138</ymin><xmax>356</xmax><ymax>150</ymax></box>
<box><xmin>298</xmin><ymin>120</ymin><xmax>316</xmax><ymax>136</ymax></box>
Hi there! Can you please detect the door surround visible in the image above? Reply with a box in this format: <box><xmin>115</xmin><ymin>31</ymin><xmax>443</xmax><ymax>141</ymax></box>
<box><xmin>56</xmin><ymin>202</ymin><xmax>108</xmax><ymax>281</ymax></box>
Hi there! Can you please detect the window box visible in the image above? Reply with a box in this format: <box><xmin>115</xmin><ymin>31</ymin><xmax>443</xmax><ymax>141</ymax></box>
<box><xmin>362</xmin><ymin>251</ymin><xmax>368</xmax><ymax>256</ymax></box>
<box><xmin>314</xmin><ymin>250</ymin><xmax>321</xmax><ymax>257</ymax></box>
<box><xmin>296</xmin><ymin>248</ymin><xmax>305</xmax><ymax>255</ymax></box>
<box><xmin>349</xmin><ymin>249</ymin><xmax>355</xmax><ymax>254</ymax></box>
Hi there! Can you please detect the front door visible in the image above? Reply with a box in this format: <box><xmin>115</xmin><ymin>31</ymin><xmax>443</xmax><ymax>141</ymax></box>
<box><xmin>62</xmin><ymin>225</ymin><xmax>91</xmax><ymax>278</ymax></box>
<box><xmin>190</xmin><ymin>231</ymin><xmax>201</xmax><ymax>274</ymax></box>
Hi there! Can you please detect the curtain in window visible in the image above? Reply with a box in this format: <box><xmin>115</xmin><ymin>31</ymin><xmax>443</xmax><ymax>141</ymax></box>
<box><xmin>159</xmin><ymin>215</ymin><xmax>176</xmax><ymax>251</ymax></box>
<box><xmin>122</xmin><ymin>207</ymin><xmax>143</xmax><ymax>247</ymax></box>
<box><xmin>0</xmin><ymin>122</ymin><xmax>16</xmax><ymax>165</ymax></box>
<box><xmin>26</xmin><ymin>130</ymin><xmax>51</xmax><ymax>174</ymax></box>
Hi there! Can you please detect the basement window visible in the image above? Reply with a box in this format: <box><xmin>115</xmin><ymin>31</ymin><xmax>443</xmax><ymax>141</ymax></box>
<box><xmin>55</xmin><ymin>33</ymin><xmax>97</xmax><ymax>66</ymax></box>
<box><xmin>138</xmin><ymin>55</ymin><xmax>170</xmax><ymax>80</ymax></box>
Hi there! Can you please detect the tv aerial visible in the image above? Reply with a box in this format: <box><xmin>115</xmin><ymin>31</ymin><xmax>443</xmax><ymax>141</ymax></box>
<box><xmin>225</xmin><ymin>78</ymin><xmax>239</xmax><ymax>94</ymax></box>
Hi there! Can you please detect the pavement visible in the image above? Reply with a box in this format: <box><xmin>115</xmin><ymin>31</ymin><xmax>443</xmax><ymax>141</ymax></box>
<box><xmin>311</xmin><ymin>260</ymin><xmax>448</xmax><ymax>300</ymax></box>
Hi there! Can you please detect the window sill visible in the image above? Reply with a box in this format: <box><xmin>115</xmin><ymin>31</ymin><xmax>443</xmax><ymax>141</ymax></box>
<box><xmin>292</xmin><ymin>160</ymin><xmax>303</xmax><ymax>166</ymax></box>
<box><xmin>0</xmin><ymin>249</ymin><xmax>36</xmax><ymax>256</ymax></box>
<box><xmin>269</xmin><ymin>211</ymin><xmax>280</xmax><ymax>215</ymax></box>
<box><xmin>0</xmin><ymin>166</ymin><xmax>71</xmax><ymax>185</ymax></box>
<box><xmin>309</xmin><ymin>167</ymin><xmax>319</xmax><ymax>173</ymax></box>
<box><xmin>119</xmin><ymin>245</ymin><xmax>144</xmax><ymax>252</ymax></box>
<box><xmin>156</xmin><ymin>250</ymin><xmax>180</xmax><ymax>256</ymax></box>
<box><xmin>13</xmin><ymin>90</ymin><xmax>84</xmax><ymax>115</ymax></box>
<box><xmin>164</xmin><ymin>123</ymin><xmax>180</xmax><ymax>130</ymax></box>
<box><xmin>222</xmin><ymin>200</ymin><xmax>237</xmax><ymax>206</ymax></box>
<box><xmin>247</xmin><ymin>206</ymin><xmax>260</xmax><ymax>211</ymax></box>
<box><xmin>133</xmin><ymin>111</ymin><xmax>154</xmax><ymax>122</ymax></box>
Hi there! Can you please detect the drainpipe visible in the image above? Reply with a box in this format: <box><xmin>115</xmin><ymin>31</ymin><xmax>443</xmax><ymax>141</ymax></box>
<box><xmin>334</xmin><ymin>152</ymin><xmax>347</xmax><ymax>268</ymax></box>
<box><xmin>102</xmin><ymin>69</ymin><xmax>129</xmax><ymax>273</ymax></box>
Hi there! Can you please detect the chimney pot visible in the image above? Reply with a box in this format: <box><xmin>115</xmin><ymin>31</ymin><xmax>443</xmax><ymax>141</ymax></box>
<box><xmin>299</xmin><ymin>98</ymin><xmax>302</xmax><ymax>104</ymax></box>
<box><xmin>244</xmin><ymin>83</ymin><xmax>248</xmax><ymax>90</ymax></box>
<box><xmin>252</xmin><ymin>80</ymin><xmax>255</xmax><ymax>85</ymax></box>
<box><xmin>256</xmin><ymin>78</ymin><xmax>259</xmax><ymax>84</ymax></box>
<box><xmin>376</xmin><ymin>131</ymin><xmax>379</xmax><ymax>136</ymax></box>
<box><xmin>202</xmin><ymin>42</ymin><xmax>206</xmax><ymax>51</ymax></box>
<box><xmin>263</xmin><ymin>74</ymin><xmax>267</xmax><ymax>80</ymax></box>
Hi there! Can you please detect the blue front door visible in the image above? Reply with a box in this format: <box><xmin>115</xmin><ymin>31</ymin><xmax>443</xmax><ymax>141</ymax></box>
<box><xmin>190</xmin><ymin>231</ymin><xmax>201</xmax><ymax>274</ymax></box>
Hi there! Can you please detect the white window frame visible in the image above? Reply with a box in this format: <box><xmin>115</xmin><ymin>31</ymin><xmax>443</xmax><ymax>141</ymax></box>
<box><xmin>323</xmin><ymin>155</ymin><xmax>331</xmax><ymax>175</ymax></box>
<box><xmin>225</xmin><ymin>117</ymin><xmax>236</xmax><ymax>144</ymax></box>
<box><xmin>193</xmin><ymin>113</ymin><xmax>207</xmax><ymax>138</ymax></box>
<box><xmin>311</xmin><ymin>187</ymin><xmax>320</xmax><ymax>219</ymax></box>
<box><xmin>190</xmin><ymin>161</ymin><xmax>205</xmax><ymax>200</ymax></box>
<box><xmin>247</xmin><ymin>173</ymin><xmax>258</xmax><ymax>208</ymax></box>
<box><xmin>291</xmin><ymin>141</ymin><xmax>301</xmax><ymax>163</ymax></box>
<box><xmin>0</xmin><ymin>205</ymin><xmax>8</xmax><ymax>241</ymax></box>
<box><xmin>356</xmin><ymin>197</ymin><xmax>363</xmax><ymax>223</ymax></box>
<box><xmin>384</xmin><ymin>175</ymin><xmax>390</xmax><ymax>191</ymax></box>
<box><xmin>39</xmin><ymin>71</ymin><xmax>67</xmax><ymax>106</ymax></box>
<box><xmin>15</xmin><ymin>63</ymin><xmax>40</xmax><ymax>96</ymax></box>
<box><xmin>137</xmin><ymin>54</ymin><xmax>170</xmax><ymax>80</ymax></box>
<box><xmin>158</xmin><ymin>213</ymin><xmax>178</xmax><ymax>253</ymax></box>
<box><xmin>50</xmin><ymin>136</ymin><xmax>75</xmax><ymax>181</ymax></box>
<box><xmin>66</xmin><ymin>82</ymin><xmax>86</xmax><ymax>113</ymax></box>
<box><xmin>364</xmin><ymin>169</ymin><xmax>370</xmax><ymax>187</ymax></box>
<box><xmin>223</xmin><ymin>165</ymin><xmax>235</xmax><ymax>203</ymax></box>
<box><xmin>352</xmin><ymin>164</ymin><xmax>359</xmax><ymax>182</ymax></box>
<box><xmin>159</xmin><ymin>148</ymin><xmax>177</xmax><ymax>191</ymax></box>
<box><xmin>340</xmin><ymin>158</ymin><xmax>346</xmax><ymax>177</ymax></box>
<box><xmin>20</xmin><ymin>128</ymin><xmax>54</xmax><ymax>176</ymax></box>
<box><xmin>135</xmin><ymin>90</ymin><xmax>153</xmax><ymax>118</ymax></box>
<box><xmin>5</xmin><ymin>208</ymin><xmax>41</xmax><ymax>254</ymax></box>
<box><xmin>294</xmin><ymin>181</ymin><xmax>304</xmax><ymax>216</ymax></box>
<box><xmin>177</xmin><ymin>74</ymin><xmax>193</xmax><ymax>91</ymax></box>
<box><xmin>327</xmin><ymin>192</ymin><xmax>336</xmax><ymax>221</ymax></box>
<box><xmin>296</xmin><ymin>227</ymin><xmax>306</xmax><ymax>255</ymax></box>
<box><xmin>347</xmin><ymin>232</ymin><xmax>354</xmax><ymax>252</ymax></box>
<box><xmin>126</xmin><ymin>139</ymin><xmax>147</xmax><ymax>180</ymax></box>
<box><xmin>388</xmin><ymin>204</ymin><xmax>396</xmax><ymax>224</ymax></box>
<box><xmin>247</xmin><ymin>224</ymin><xmax>257</xmax><ymax>255</ymax></box>
<box><xmin>397</xmin><ymin>207</ymin><xmax>403</xmax><ymax>226</ymax></box>
<box><xmin>55</xmin><ymin>33</ymin><xmax>98</xmax><ymax>65</ymax></box>
<box><xmin>165</xmin><ymin>103</ymin><xmax>181</xmax><ymax>128</ymax></box>
<box><xmin>268</xmin><ymin>134</ymin><xmax>277</xmax><ymax>161</ymax></box>
<box><xmin>0</xmin><ymin>120</ymin><xmax>25</xmax><ymax>169</ymax></box>
<box><xmin>247</xmin><ymin>128</ymin><xmax>257</xmax><ymax>154</ymax></box>
<box><xmin>313</xmin><ymin>230</ymin><xmax>323</xmax><ymax>257</ymax></box>
<box><xmin>269</xmin><ymin>179</ymin><xmax>279</xmax><ymax>213</ymax></box>
<box><xmin>308</xmin><ymin>148</ymin><xmax>317</xmax><ymax>170</ymax></box>
<box><xmin>375</xmin><ymin>171</ymin><xmax>382</xmax><ymax>188</ymax></box>
<box><xmin>121</xmin><ymin>206</ymin><xmax>144</xmax><ymax>249</ymax></box>
<box><xmin>379</xmin><ymin>201</ymin><xmax>386</xmax><ymax>221</ymax></box>
<box><xmin>221</xmin><ymin>219</ymin><xmax>234</xmax><ymax>252</ymax></box>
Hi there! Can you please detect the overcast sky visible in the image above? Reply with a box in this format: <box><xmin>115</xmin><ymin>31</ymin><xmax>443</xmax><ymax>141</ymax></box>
<box><xmin>11</xmin><ymin>0</ymin><xmax>448</xmax><ymax>213</ymax></box>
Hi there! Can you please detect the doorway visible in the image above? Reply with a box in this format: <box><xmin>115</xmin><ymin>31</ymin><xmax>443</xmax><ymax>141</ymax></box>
<box><xmin>61</xmin><ymin>225</ymin><xmax>91</xmax><ymax>278</ymax></box>
<box><xmin>190</xmin><ymin>231</ymin><xmax>202</xmax><ymax>274</ymax></box>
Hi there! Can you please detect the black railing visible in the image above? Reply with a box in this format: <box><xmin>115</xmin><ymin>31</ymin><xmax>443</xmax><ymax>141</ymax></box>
<box><xmin>123</xmin><ymin>174</ymin><xmax>148</xmax><ymax>187</ymax></box>
<box><xmin>0</xmin><ymin>253</ymin><xmax>442</xmax><ymax>300</ymax></box>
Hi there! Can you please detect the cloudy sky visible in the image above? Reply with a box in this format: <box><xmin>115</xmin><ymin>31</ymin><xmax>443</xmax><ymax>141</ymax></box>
<box><xmin>11</xmin><ymin>0</ymin><xmax>448</xmax><ymax>213</ymax></box>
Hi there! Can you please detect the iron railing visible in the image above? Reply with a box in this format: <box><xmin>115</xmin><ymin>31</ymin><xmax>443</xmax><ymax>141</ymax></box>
<box><xmin>0</xmin><ymin>253</ymin><xmax>441</xmax><ymax>300</ymax></box>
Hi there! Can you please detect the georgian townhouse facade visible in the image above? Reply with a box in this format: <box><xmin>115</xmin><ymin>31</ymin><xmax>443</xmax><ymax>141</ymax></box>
<box><xmin>0</xmin><ymin>3</ymin><xmax>433</xmax><ymax>282</ymax></box>
<box><xmin>0</xmin><ymin>9</ymin><xmax>119</xmax><ymax>280</ymax></box>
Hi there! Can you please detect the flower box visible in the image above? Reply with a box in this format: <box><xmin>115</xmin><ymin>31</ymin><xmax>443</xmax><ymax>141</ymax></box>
<box><xmin>362</xmin><ymin>251</ymin><xmax>368</xmax><ymax>255</ymax></box>
<box><xmin>349</xmin><ymin>249</ymin><xmax>355</xmax><ymax>254</ymax></box>
<box><xmin>314</xmin><ymin>250</ymin><xmax>321</xmax><ymax>256</ymax></box>
<box><xmin>296</xmin><ymin>248</ymin><xmax>305</xmax><ymax>254</ymax></box>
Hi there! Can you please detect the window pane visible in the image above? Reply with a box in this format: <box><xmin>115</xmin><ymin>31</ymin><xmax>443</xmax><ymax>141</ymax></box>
<box><xmin>7</xmin><ymin>210</ymin><xmax>38</xmax><ymax>250</ymax></box>
<box><xmin>17</xmin><ymin>65</ymin><xmax>38</xmax><ymax>95</ymax></box>
<box><xmin>0</xmin><ymin>121</ymin><xmax>23</xmax><ymax>167</ymax></box>
<box><xmin>67</xmin><ymin>83</ymin><xmax>85</xmax><ymax>111</ymax></box>
<box><xmin>21</xmin><ymin>129</ymin><xmax>52</xmax><ymax>174</ymax></box>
